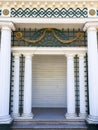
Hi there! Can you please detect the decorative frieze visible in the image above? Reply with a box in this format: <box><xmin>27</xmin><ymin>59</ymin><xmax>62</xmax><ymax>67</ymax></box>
<box><xmin>0</xmin><ymin>7</ymin><xmax>98</xmax><ymax>18</ymax></box>
<box><xmin>11</xmin><ymin>8</ymin><xmax>88</xmax><ymax>18</ymax></box>
<box><xmin>15</xmin><ymin>29</ymin><xmax>83</xmax><ymax>44</ymax></box>
<box><xmin>12</xmin><ymin>28</ymin><xmax>86</xmax><ymax>47</ymax></box>
<box><xmin>0</xmin><ymin>1</ymin><xmax>97</xmax><ymax>18</ymax></box>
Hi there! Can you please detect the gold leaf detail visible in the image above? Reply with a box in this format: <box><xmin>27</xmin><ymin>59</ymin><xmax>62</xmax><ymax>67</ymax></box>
<box><xmin>3</xmin><ymin>9</ymin><xmax>9</xmax><ymax>15</ymax></box>
<box><xmin>76</xmin><ymin>32</ymin><xmax>83</xmax><ymax>40</ymax></box>
<box><xmin>16</xmin><ymin>32</ymin><xmax>23</xmax><ymax>39</ymax></box>
<box><xmin>89</xmin><ymin>9</ymin><xmax>96</xmax><ymax>16</ymax></box>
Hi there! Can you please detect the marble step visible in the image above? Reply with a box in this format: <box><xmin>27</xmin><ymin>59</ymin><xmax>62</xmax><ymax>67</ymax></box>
<box><xmin>11</xmin><ymin>120</ymin><xmax>87</xmax><ymax>130</ymax></box>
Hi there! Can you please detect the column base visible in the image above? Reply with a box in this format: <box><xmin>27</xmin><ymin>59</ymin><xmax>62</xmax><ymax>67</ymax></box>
<box><xmin>21</xmin><ymin>113</ymin><xmax>33</xmax><ymax>120</ymax></box>
<box><xmin>86</xmin><ymin>115</ymin><xmax>98</xmax><ymax>124</ymax></box>
<box><xmin>0</xmin><ymin>115</ymin><xmax>12</xmax><ymax>124</ymax></box>
<box><xmin>12</xmin><ymin>113</ymin><xmax>20</xmax><ymax>119</ymax></box>
<box><xmin>65</xmin><ymin>113</ymin><xmax>77</xmax><ymax>119</ymax></box>
<box><xmin>79</xmin><ymin>113</ymin><xmax>87</xmax><ymax>119</ymax></box>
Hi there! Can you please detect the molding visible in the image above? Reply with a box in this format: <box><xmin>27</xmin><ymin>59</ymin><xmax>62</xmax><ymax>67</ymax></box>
<box><xmin>0</xmin><ymin>1</ymin><xmax>98</xmax><ymax>9</ymax></box>
<box><xmin>11</xmin><ymin>47</ymin><xmax>87</xmax><ymax>55</ymax></box>
<box><xmin>0</xmin><ymin>17</ymin><xmax>98</xmax><ymax>30</ymax></box>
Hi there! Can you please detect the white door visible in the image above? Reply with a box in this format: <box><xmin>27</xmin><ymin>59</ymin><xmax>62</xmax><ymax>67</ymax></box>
<box><xmin>32</xmin><ymin>55</ymin><xmax>67</xmax><ymax>108</ymax></box>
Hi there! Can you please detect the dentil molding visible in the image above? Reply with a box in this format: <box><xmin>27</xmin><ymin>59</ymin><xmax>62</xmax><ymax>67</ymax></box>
<box><xmin>0</xmin><ymin>1</ymin><xmax>98</xmax><ymax>8</ymax></box>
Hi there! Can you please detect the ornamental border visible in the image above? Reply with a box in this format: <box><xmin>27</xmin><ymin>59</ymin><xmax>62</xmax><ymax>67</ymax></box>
<box><xmin>0</xmin><ymin>8</ymin><xmax>88</xmax><ymax>18</ymax></box>
<box><xmin>0</xmin><ymin>8</ymin><xmax>98</xmax><ymax>18</ymax></box>
<box><xmin>10</xmin><ymin>8</ymin><xmax>88</xmax><ymax>18</ymax></box>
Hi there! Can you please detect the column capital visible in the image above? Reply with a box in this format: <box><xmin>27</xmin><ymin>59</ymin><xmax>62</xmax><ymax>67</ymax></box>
<box><xmin>78</xmin><ymin>53</ymin><xmax>85</xmax><ymax>58</ymax></box>
<box><xmin>83</xmin><ymin>22</ymin><xmax>98</xmax><ymax>31</ymax></box>
<box><xmin>65</xmin><ymin>53</ymin><xmax>75</xmax><ymax>58</ymax></box>
<box><xmin>0</xmin><ymin>21</ymin><xmax>15</xmax><ymax>31</ymax></box>
<box><xmin>23</xmin><ymin>53</ymin><xmax>34</xmax><ymax>58</ymax></box>
<box><xmin>13</xmin><ymin>53</ymin><xmax>21</xmax><ymax>58</ymax></box>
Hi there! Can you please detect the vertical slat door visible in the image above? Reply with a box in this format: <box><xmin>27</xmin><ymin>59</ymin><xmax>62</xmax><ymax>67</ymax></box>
<box><xmin>32</xmin><ymin>55</ymin><xmax>67</xmax><ymax>108</ymax></box>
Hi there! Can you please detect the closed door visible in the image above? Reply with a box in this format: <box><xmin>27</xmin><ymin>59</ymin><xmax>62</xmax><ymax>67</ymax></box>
<box><xmin>32</xmin><ymin>55</ymin><xmax>67</xmax><ymax>108</ymax></box>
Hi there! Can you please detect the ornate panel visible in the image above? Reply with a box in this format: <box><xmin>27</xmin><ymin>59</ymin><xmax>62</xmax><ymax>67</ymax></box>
<box><xmin>12</xmin><ymin>28</ymin><xmax>87</xmax><ymax>47</ymax></box>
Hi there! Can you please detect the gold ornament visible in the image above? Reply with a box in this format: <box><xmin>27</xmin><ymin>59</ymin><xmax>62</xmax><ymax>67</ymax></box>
<box><xmin>3</xmin><ymin>9</ymin><xmax>9</xmax><ymax>15</ymax></box>
<box><xmin>76</xmin><ymin>32</ymin><xmax>83</xmax><ymax>40</ymax></box>
<box><xmin>89</xmin><ymin>9</ymin><xmax>96</xmax><ymax>16</ymax></box>
<box><xmin>16</xmin><ymin>32</ymin><xmax>23</xmax><ymax>39</ymax></box>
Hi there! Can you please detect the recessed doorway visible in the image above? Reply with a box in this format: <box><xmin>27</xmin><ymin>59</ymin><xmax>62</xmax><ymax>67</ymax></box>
<box><xmin>32</xmin><ymin>55</ymin><xmax>67</xmax><ymax>108</ymax></box>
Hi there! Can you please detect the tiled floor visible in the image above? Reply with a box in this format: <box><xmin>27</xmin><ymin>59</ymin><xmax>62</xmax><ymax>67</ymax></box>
<box><xmin>32</xmin><ymin>108</ymin><xmax>66</xmax><ymax>120</ymax></box>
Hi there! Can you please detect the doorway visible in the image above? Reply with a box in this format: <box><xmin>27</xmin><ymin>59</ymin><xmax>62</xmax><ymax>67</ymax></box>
<box><xmin>32</xmin><ymin>55</ymin><xmax>67</xmax><ymax>119</ymax></box>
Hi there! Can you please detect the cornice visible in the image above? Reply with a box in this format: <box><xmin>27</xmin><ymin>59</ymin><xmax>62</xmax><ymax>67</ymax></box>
<box><xmin>0</xmin><ymin>1</ymin><xmax>98</xmax><ymax>8</ymax></box>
